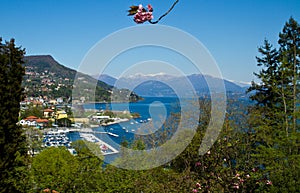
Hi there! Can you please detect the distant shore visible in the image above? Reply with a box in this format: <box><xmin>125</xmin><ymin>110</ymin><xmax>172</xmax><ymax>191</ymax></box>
<box><xmin>101</xmin><ymin>118</ymin><xmax>130</xmax><ymax>126</ymax></box>
<box><xmin>75</xmin><ymin>98</ymin><xmax>144</xmax><ymax>105</ymax></box>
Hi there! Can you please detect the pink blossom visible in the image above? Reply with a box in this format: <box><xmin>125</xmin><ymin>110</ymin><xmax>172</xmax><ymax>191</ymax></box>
<box><xmin>192</xmin><ymin>189</ymin><xmax>198</xmax><ymax>193</ymax></box>
<box><xmin>266</xmin><ymin>180</ymin><xmax>273</xmax><ymax>185</ymax></box>
<box><xmin>252</xmin><ymin>167</ymin><xmax>258</xmax><ymax>172</ymax></box>
<box><xmin>133</xmin><ymin>4</ymin><xmax>154</xmax><ymax>24</ymax></box>
<box><xmin>134</xmin><ymin>12</ymin><xmax>153</xmax><ymax>23</ymax></box>
<box><xmin>195</xmin><ymin>162</ymin><xmax>201</xmax><ymax>167</ymax></box>
<box><xmin>246</xmin><ymin>174</ymin><xmax>250</xmax><ymax>178</ymax></box>
<box><xmin>196</xmin><ymin>182</ymin><xmax>201</xmax><ymax>188</ymax></box>
<box><xmin>233</xmin><ymin>185</ymin><xmax>240</xmax><ymax>189</ymax></box>
<box><xmin>147</xmin><ymin>4</ymin><xmax>153</xmax><ymax>12</ymax></box>
<box><xmin>138</xmin><ymin>4</ymin><xmax>143</xmax><ymax>12</ymax></box>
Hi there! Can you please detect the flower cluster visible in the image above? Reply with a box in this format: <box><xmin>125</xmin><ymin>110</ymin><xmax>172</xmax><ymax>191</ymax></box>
<box><xmin>133</xmin><ymin>4</ymin><xmax>153</xmax><ymax>24</ymax></box>
<box><xmin>231</xmin><ymin>172</ymin><xmax>247</xmax><ymax>190</ymax></box>
<box><xmin>192</xmin><ymin>182</ymin><xmax>202</xmax><ymax>192</ymax></box>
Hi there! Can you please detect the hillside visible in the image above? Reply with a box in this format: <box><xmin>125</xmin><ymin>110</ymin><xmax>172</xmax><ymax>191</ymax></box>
<box><xmin>22</xmin><ymin>55</ymin><xmax>141</xmax><ymax>102</ymax></box>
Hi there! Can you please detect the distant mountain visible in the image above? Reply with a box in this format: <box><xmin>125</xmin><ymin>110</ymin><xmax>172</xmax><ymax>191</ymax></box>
<box><xmin>95</xmin><ymin>73</ymin><xmax>247</xmax><ymax>97</ymax></box>
<box><xmin>24</xmin><ymin>55</ymin><xmax>77</xmax><ymax>79</ymax></box>
<box><xmin>93</xmin><ymin>74</ymin><xmax>117</xmax><ymax>86</ymax></box>
<box><xmin>226</xmin><ymin>79</ymin><xmax>251</xmax><ymax>88</ymax></box>
<box><xmin>23</xmin><ymin>55</ymin><xmax>141</xmax><ymax>102</ymax></box>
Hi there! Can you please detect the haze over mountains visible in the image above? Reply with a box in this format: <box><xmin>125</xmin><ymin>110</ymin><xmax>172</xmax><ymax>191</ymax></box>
<box><xmin>96</xmin><ymin>73</ymin><xmax>250</xmax><ymax>97</ymax></box>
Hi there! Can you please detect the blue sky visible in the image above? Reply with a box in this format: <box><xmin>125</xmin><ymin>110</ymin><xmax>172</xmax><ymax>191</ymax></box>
<box><xmin>1</xmin><ymin>0</ymin><xmax>299</xmax><ymax>82</ymax></box>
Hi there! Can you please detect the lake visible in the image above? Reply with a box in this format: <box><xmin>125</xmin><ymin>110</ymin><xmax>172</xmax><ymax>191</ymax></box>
<box><xmin>68</xmin><ymin>97</ymin><xmax>181</xmax><ymax>150</ymax></box>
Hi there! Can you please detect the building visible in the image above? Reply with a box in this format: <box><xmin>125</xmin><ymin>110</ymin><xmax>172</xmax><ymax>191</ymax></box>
<box><xmin>55</xmin><ymin>110</ymin><xmax>68</xmax><ymax>119</ymax></box>
<box><xmin>43</xmin><ymin>109</ymin><xmax>54</xmax><ymax>118</ymax></box>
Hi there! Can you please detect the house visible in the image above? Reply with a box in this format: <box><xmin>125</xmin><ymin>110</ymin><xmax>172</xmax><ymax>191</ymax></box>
<box><xmin>19</xmin><ymin>119</ymin><xmax>36</xmax><ymax>127</ymax></box>
<box><xmin>55</xmin><ymin>110</ymin><xmax>68</xmax><ymax>119</ymax></box>
<box><xmin>25</xmin><ymin>116</ymin><xmax>38</xmax><ymax>121</ymax></box>
<box><xmin>56</xmin><ymin>97</ymin><xmax>63</xmax><ymax>104</ymax></box>
<box><xmin>19</xmin><ymin>116</ymin><xmax>38</xmax><ymax>127</ymax></box>
<box><xmin>32</xmin><ymin>100</ymin><xmax>43</xmax><ymax>107</ymax></box>
<box><xmin>43</xmin><ymin>109</ymin><xmax>54</xmax><ymax>118</ymax></box>
<box><xmin>49</xmin><ymin>99</ymin><xmax>58</xmax><ymax>105</ymax></box>
<box><xmin>36</xmin><ymin>118</ymin><xmax>49</xmax><ymax>128</ymax></box>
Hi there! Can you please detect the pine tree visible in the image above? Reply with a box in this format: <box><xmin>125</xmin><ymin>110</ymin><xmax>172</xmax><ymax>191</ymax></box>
<box><xmin>278</xmin><ymin>17</ymin><xmax>300</xmax><ymax>132</ymax></box>
<box><xmin>0</xmin><ymin>38</ymin><xmax>29</xmax><ymax>192</ymax></box>
<box><xmin>247</xmin><ymin>18</ymin><xmax>300</xmax><ymax>192</ymax></box>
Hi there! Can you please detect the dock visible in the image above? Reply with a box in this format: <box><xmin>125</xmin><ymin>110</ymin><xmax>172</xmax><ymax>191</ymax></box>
<box><xmin>80</xmin><ymin>133</ymin><xmax>119</xmax><ymax>155</ymax></box>
<box><xmin>67</xmin><ymin>128</ymin><xmax>119</xmax><ymax>137</ymax></box>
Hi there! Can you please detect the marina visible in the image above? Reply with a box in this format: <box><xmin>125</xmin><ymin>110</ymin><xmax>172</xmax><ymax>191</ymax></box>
<box><xmin>42</xmin><ymin>128</ymin><xmax>120</xmax><ymax>155</ymax></box>
<box><xmin>42</xmin><ymin>130</ymin><xmax>77</xmax><ymax>155</ymax></box>
<box><xmin>79</xmin><ymin>133</ymin><xmax>119</xmax><ymax>155</ymax></box>
<box><xmin>43</xmin><ymin>130</ymin><xmax>72</xmax><ymax>148</ymax></box>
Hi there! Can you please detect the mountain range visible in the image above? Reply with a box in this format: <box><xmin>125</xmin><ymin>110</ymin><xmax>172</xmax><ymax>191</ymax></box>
<box><xmin>23</xmin><ymin>55</ymin><xmax>249</xmax><ymax>100</ymax></box>
<box><xmin>95</xmin><ymin>73</ymin><xmax>250</xmax><ymax>97</ymax></box>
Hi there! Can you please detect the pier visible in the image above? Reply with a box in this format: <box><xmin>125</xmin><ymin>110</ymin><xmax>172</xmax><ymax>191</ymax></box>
<box><xmin>79</xmin><ymin>133</ymin><xmax>119</xmax><ymax>155</ymax></box>
<box><xmin>67</xmin><ymin>128</ymin><xmax>119</xmax><ymax>137</ymax></box>
<box><xmin>54</xmin><ymin>128</ymin><xmax>120</xmax><ymax>155</ymax></box>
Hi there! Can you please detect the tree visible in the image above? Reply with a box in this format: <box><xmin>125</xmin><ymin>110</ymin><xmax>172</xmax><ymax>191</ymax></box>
<box><xmin>25</xmin><ymin>127</ymin><xmax>43</xmax><ymax>156</ymax></box>
<box><xmin>31</xmin><ymin>147</ymin><xmax>78</xmax><ymax>192</ymax></box>
<box><xmin>0</xmin><ymin>38</ymin><xmax>29</xmax><ymax>192</ymax></box>
<box><xmin>278</xmin><ymin>17</ymin><xmax>300</xmax><ymax>132</ymax></box>
<box><xmin>247</xmin><ymin>17</ymin><xmax>300</xmax><ymax>192</ymax></box>
<box><xmin>20</xmin><ymin>104</ymin><xmax>43</xmax><ymax>119</ymax></box>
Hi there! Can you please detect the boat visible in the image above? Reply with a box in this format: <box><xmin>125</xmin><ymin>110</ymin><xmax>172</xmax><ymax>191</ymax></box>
<box><xmin>107</xmin><ymin>132</ymin><xmax>119</xmax><ymax>137</ymax></box>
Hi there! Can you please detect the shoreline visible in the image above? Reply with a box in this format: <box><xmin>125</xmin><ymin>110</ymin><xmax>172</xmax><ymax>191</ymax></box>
<box><xmin>101</xmin><ymin>118</ymin><xmax>130</xmax><ymax>126</ymax></box>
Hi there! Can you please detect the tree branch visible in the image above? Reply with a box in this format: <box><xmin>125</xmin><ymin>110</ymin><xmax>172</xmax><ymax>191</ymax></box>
<box><xmin>148</xmin><ymin>0</ymin><xmax>179</xmax><ymax>24</ymax></box>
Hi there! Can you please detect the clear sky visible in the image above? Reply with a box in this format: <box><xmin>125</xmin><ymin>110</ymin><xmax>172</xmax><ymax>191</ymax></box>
<box><xmin>1</xmin><ymin>0</ymin><xmax>299</xmax><ymax>83</ymax></box>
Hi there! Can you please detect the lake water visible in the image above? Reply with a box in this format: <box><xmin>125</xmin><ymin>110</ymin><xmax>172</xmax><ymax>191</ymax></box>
<box><xmin>68</xmin><ymin>97</ymin><xmax>181</xmax><ymax>151</ymax></box>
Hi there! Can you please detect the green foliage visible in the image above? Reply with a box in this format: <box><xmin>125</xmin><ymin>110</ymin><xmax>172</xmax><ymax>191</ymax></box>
<box><xmin>56</xmin><ymin>117</ymin><xmax>72</xmax><ymax>127</ymax></box>
<box><xmin>20</xmin><ymin>105</ymin><xmax>43</xmax><ymax>119</ymax></box>
<box><xmin>247</xmin><ymin>17</ymin><xmax>300</xmax><ymax>192</ymax></box>
<box><xmin>0</xmin><ymin>38</ymin><xmax>30</xmax><ymax>192</ymax></box>
<box><xmin>31</xmin><ymin>142</ymin><xmax>105</xmax><ymax>192</ymax></box>
<box><xmin>25</xmin><ymin>127</ymin><xmax>43</xmax><ymax>156</ymax></box>
<box><xmin>31</xmin><ymin>147</ymin><xmax>78</xmax><ymax>192</ymax></box>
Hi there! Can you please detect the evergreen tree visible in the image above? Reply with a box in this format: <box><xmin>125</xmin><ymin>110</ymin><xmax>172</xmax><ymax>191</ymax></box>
<box><xmin>278</xmin><ymin>17</ymin><xmax>300</xmax><ymax>132</ymax></box>
<box><xmin>247</xmin><ymin>18</ymin><xmax>300</xmax><ymax>192</ymax></box>
<box><xmin>0</xmin><ymin>38</ymin><xmax>29</xmax><ymax>192</ymax></box>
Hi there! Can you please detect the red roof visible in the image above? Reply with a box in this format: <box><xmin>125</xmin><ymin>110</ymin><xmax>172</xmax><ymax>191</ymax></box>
<box><xmin>43</xmin><ymin>109</ymin><xmax>54</xmax><ymax>112</ymax></box>
<box><xmin>36</xmin><ymin>118</ymin><xmax>49</xmax><ymax>123</ymax></box>
<box><xmin>25</xmin><ymin>116</ymin><xmax>38</xmax><ymax>120</ymax></box>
